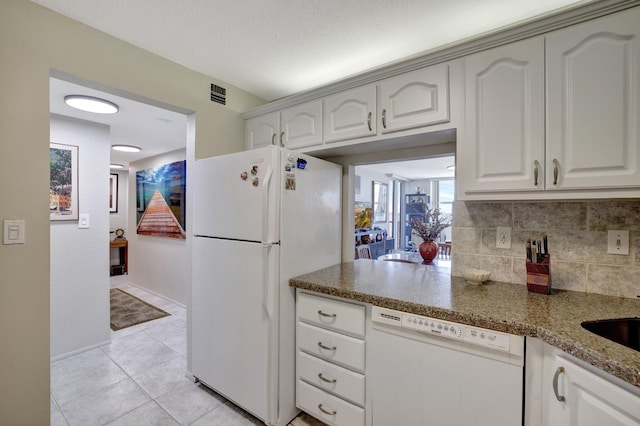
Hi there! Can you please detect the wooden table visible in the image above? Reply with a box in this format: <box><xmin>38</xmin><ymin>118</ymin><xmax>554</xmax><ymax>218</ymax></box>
<box><xmin>110</xmin><ymin>239</ymin><xmax>128</xmax><ymax>275</ymax></box>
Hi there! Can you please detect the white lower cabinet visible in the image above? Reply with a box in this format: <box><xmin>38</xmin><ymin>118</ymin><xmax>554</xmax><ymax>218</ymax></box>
<box><xmin>546</xmin><ymin>355</ymin><xmax>640</xmax><ymax>425</ymax></box>
<box><xmin>528</xmin><ymin>339</ymin><xmax>640</xmax><ymax>426</ymax></box>
<box><xmin>296</xmin><ymin>291</ymin><xmax>366</xmax><ymax>426</ymax></box>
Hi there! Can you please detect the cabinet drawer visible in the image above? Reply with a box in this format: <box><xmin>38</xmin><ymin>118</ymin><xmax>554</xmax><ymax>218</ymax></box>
<box><xmin>298</xmin><ymin>292</ymin><xmax>365</xmax><ymax>338</ymax></box>
<box><xmin>297</xmin><ymin>380</ymin><xmax>365</xmax><ymax>426</ymax></box>
<box><xmin>298</xmin><ymin>351</ymin><xmax>365</xmax><ymax>406</ymax></box>
<box><xmin>297</xmin><ymin>322</ymin><xmax>365</xmax><ymax>372</ymax></box>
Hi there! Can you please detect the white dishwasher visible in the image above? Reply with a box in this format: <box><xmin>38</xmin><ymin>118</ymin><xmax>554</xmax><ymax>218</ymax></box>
<box><xmin>370</xmin><ymin>306</ymin><xmax>525</xmax><ymax>426</ymax></box>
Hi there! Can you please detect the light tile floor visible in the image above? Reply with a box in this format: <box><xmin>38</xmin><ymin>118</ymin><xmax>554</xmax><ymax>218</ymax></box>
<box><xmin>51</xmin><ymin>275</ymin><xmax>325</xmax><ymax>426</ymax></box>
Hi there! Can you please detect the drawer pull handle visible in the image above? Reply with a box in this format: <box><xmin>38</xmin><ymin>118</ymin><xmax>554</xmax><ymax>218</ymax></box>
<box><xmin>318</xmin><ymin>404</ymin><xmax>337</xmax><ymax>416</ymax></box>
<box><xmin>318</xmin><ymin>310</ymin><xmax>336</xmax><ymax>318</ymax></box>
<box><xmin>318</xmin><ymin>373</ymin><xmax>337</xmax><ymax>384</ymax></box>
<box><xmin>318</xmin><ymin>342</ymin><xmax>337</xmax><ymax>351</ymax></box>
<box><xmin>553</xmin><ymin>366</ymin><xmax>566</xmax><ymax>402</ymax></box>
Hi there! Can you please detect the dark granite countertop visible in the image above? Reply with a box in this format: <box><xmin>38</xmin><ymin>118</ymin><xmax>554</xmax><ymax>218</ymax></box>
<box><xmin>290</xmin><ymin>259</ymin><xmax>640</xmax><ymax>388</ymax></box>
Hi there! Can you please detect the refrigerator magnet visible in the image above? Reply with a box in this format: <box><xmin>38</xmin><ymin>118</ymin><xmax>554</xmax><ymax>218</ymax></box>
<box><xmin>252</xmin><ymin>177</ymin><xmax>259</xmax><ymax>187</ymax></box>
<box><xmin>296</xmin><ymin>158</ymin><xmax>307</xmax><ymax>170</ymax></box>
<box><xmin>240</xmin><ymin>171</ymin><xmax>248</xmax><ymax>181</ymax></box>
<box><xmin>285</xmin><ymin>163</ymin><xmax>292</xmax><ymax>172</ymax></box>
<box><xmin>251</xmin><ymin>165</ymin><xmax>259</xmax><ymax>175</ymax></box>
<box><xmin>285</xmin><ymin>173</ymin><xmax>296</xmax><ymax>190</ymax></box>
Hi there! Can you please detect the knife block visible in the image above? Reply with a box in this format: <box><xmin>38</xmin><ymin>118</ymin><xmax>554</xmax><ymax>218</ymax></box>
<box><xmin>526</xmin><ymin>257</ymin><xmax>551</xmax><ymax>295</ymax></box>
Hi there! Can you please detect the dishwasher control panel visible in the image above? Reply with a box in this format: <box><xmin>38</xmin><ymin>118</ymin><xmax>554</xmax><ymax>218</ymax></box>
<box><xmin>372</xmin><ymin>306</ymin><xmax>512</xmax><ymax>353</ymax></box>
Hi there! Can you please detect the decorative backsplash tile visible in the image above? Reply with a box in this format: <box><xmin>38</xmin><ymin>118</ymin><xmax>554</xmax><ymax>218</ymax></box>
<box><xmin>452</xmin><ymin>200</ymin><xmax>640</xmax><ymax>299</ymax></box>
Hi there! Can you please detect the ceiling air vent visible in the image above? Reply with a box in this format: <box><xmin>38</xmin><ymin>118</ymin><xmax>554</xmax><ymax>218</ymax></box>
<box><xmin>210</xmin><ymin>84</ymin><xmax>226</xmax><ymax>105</ymax></box>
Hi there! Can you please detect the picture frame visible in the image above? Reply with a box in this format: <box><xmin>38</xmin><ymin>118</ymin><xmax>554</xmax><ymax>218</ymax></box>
<box><xmin>136</xmin><ymin>160</ymin><xmax>186</xmax><ymax>239</ymax></box>
<box><xmin>109</xmin><ymin>173</ymin><xmax>118</xmax><ymax>213</ymax></box>
<box><xmin>49</xmin><ymin>142</ymin><xmax>79</xmax><ymax>221</ymax></box>
<box><xmin>372</xmin><ymin>181</ymin><xmax>388</xmax><ymax>223</ymax></box>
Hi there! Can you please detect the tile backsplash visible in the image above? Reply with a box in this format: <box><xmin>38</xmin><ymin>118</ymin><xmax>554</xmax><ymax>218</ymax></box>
<box><xmin>451</xmin><ymin>200</ymin><xmax>640</xmax><ymax>299</ymax></box>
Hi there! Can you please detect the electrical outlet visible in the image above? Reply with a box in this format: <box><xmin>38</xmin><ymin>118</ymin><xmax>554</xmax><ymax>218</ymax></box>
<box><xmin>496</xmin><ymin>226</ymin><xmax>511</xmax><ymax>249</ymax></box>
<box><xmin>607</xmin><ymin>230</ymin><xmax>629</xmax><ymax>255</ymax></box>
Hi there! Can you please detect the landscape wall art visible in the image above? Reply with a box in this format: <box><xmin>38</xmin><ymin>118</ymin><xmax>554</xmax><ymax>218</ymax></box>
<box><xmin>136</xmin><ymin>160</ymin><xmax>186</xmax><ymax>239</ymax></box>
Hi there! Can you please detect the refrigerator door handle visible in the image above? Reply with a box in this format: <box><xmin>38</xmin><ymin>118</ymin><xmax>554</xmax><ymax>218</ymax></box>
<box><xmin>261</xmin><ymin>166</ymin><xmax>274</xmax><ymax>244</ymax></box>
<box><xmin>261</xmin><ymin>243</ymin><xmax>273</xmax><ymax>320</ymax></box>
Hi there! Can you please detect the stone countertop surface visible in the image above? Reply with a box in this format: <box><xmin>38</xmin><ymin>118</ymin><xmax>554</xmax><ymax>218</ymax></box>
<box><xmin>289</xmin><ymin>259</ymin><xmax>640</xmax><ymax>388</ymax></box>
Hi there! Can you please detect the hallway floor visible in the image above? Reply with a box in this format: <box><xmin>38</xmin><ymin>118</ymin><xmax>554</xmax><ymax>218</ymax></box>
<box><xmin>50</xmin><ymin>275</ymin><xmax>324</xmax><ymax>426</ymax></box>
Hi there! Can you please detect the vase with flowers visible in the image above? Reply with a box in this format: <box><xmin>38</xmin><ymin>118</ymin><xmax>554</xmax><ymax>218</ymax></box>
<box><xmin>409</xmin><ymin>208</ymin><xmax>452</xmax><ymax>263</ymax></box>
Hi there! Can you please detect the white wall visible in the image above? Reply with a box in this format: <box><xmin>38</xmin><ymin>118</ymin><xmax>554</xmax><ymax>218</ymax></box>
<box><xmin>50</xmin><ymin>115</ymin><xmax>110</xmax><ymax>358</ymax></box>
<box><xmin>128</xmin><ymin>149</ymin><xmax>188</xmax><ymax>305</ymax></box>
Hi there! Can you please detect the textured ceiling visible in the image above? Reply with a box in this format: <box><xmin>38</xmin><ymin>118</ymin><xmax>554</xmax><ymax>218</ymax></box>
<box><xmin>32</xmin><ymin>0</ymin><xmax>587</xmax><ymax>101</ymax></box>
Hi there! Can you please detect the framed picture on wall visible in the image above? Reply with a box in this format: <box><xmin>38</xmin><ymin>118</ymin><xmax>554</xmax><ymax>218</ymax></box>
<box><xmin>49</xmin><ymin>142</ymin><xmax>79</xmax><ymax>221</ymax></box>
<box><xmin>109</xmin><ymin>173</ymin><xmax>118</xmax><ymax>213</ymax></box>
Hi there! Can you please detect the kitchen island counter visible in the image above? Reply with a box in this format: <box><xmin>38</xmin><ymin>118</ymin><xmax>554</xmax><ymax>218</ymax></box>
<box><xmin>290</xmin><ymin>259</ymin><xmax>640</xmax><ymax>388</ymax></box>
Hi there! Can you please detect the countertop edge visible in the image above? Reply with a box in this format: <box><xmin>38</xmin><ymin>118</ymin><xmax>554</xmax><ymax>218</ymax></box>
<box><xmin>290</xmin><ymin>279</ymin><xmax>640</xmax><ymax>389</ymax></box>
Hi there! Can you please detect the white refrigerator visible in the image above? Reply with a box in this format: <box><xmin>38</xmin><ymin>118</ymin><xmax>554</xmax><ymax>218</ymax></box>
<box><xmin>191</xmin><ymin>145</ymin><xmax>342</xmax><ymax>426</ymax></box>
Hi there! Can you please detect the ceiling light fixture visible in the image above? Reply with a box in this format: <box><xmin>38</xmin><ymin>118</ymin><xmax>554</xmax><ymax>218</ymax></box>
<box><xmin>110</xmin><ymin>164</ymin><xmax>124</xmax><ymax>169</ymax></box>
<box><xmin>64</xmin><ymin>95</ymin><xmax>119</xmax><ymax>114</ymax></box>
<box><xmin>447</xmin><ymin>165</ymin><xmax>455</xmax><ymax>170</ymax></box>
<box><xmin>112</xmin><ymin>144</ymin><xmax>141</xmax><ymax>153</ymax></box>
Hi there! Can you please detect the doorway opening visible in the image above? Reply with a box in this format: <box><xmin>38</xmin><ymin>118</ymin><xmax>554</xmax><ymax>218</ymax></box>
<box><xmin>354</xmin><ymin>156</ymin><xmax>455</xmax><ymax>259</ymax></box>
<box><xmin>49</xmin><ymin>70</ymin><xmax>193</xmax><ymax>360</ymax></box>
<box><xmin>315</xmin><ymin>132</ymin><xmax>456</xmax><ymax>264</ymax></box>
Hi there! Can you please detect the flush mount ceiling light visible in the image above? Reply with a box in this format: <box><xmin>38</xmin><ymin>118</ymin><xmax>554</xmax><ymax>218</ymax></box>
<box><xmin>64</xmin><ymin>95</ymin><xmax>119</xmax><ymax>114</ymax></box>
<box><xmin>112</xmin><ymin>144</ymin><xmax>141</xmax><ymax>153</ymax></box>
<box><xmin>110</xmin><ymin>164</ymin><xmax>124</xmax><ymax>169</ymax></box>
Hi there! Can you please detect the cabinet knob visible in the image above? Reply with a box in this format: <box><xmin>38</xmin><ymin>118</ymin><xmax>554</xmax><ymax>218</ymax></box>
<box><xmin>553</xmin><ymin>366</ymin><xmax>566</xmax><ymax>402</ymax></box>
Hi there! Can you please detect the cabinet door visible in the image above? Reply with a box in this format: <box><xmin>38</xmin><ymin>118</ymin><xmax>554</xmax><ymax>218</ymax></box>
<box><xmin>546</xmin><ymin>7</ymin><xmax>640</xmax><ymax>190</ymax></box>
<box><xmin>245</xmin><ymin>112</ymin><xmax>279</xmax><ymax>150</ymax></box>
<box><xmin>460</xmin><ymin>37</ymin><xmax>545</xmax><ymax>194</ymax></box>
<box><xmin>548</xmin><ymin>356</ymin><xmax>640</xmax><ymax>425</ymax></box>
<box><xmin>324</xmin><ymin>85</ymin><xmax>376</xmax><ymax>143</ymax></box>
<box><xmin>280</xmin><ymin>100</ymin><xmax>323</xmax><ymax>149</ymax></box>
<box><xmin>378</xmin><ymin>63</ymin><xmax>449</xmax><ymax>134</ymax></box>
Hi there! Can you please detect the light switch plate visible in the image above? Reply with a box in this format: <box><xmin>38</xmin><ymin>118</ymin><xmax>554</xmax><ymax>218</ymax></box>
<box><xmin>79</xmin><ymin>213</ymin><xmax>90</xmax><ymax>229</ymax></box>
<box><xmin>607</xmin><ymin>230</ymin><xmax>629</xmax><ymax>255</ymax></box>
<box><xmin>3</xmin><ymin>219</ymin><xmax>25</xmax><ymax>244</ymax></box>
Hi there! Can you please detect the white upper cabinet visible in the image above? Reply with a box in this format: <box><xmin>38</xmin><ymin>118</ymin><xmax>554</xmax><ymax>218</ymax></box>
<box><xmin>459</xmin><ymin>6</ymin><xmax>640</xmax><ymax>200</ymax></box>
<box><xmin>323</xmin><ymin>85</ymin><xmax>376</xmax><ymax>143</ymax></box>
<box><xmin>246</xmin><ymin>111</ymin><xmax>279</xmax><ymax>150</ymax></box>
<box><xmin>246</xmin><ymin>101</ymin><xmax>323</xmax><ymax>150</ymax></box>
<box><xmin>280</xmin><ymin>100</ymin><xmax>323</xmax><ymax>149</ymax></box>
<box><xmin>461</xmin><ymin>37</ymin><xmax>545</xmax><ymax>194</ymax></box>
<box><xmin>546</xmin><ymin>7</ymin><xmax>640</xmax><ymax>190</ymax></box>
<box><xmin>378</xmin><ymin>63</ymin><xmax>449</xmax><ymax>134</ymax></box>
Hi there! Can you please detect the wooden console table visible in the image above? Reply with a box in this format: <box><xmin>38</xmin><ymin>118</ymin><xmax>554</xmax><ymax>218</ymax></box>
<box><xmin>110</xmin><ymin>239</ymin><xmax>128</xmax><ymax>275</ymax></box>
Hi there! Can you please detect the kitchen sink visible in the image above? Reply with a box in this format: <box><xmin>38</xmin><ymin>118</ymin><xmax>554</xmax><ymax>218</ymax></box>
<box><xmin>581</xmin><ymin>318</ymin><xmax>640</xmax><ymax>352</ymax></box>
